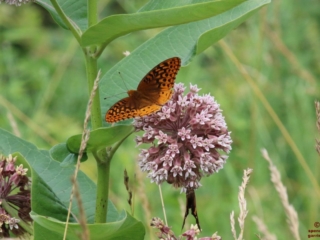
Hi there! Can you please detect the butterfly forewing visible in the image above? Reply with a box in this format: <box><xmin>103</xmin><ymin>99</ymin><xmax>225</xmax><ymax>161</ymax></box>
<box><xmin>137</xmin><ymin>57</ymin><xmax>181</xmax><ymax>105</ymax></box>
<box><xmin>105</xmin><ymin>57</ymin><xmax>181</xmax><ymax>123</ymax></box>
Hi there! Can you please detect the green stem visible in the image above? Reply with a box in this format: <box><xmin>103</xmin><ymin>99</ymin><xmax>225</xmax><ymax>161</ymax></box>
<box><xmin>2</xmin><ymin>200</ymin><xmax>33</xmax><ymax>235</ymax></box>
<box><xmin>86</xmin><ymin>0</ymin><xmax>101</xmax><ymax>130</ymax></box>
<box><xmin>94</xmin><ymin>41</ymin><xmax>111</xmax><ymax>59</ymax></box>
<box><xmin>94</xmin><ymin>152</ymin><xmax>111</xmax><ymax>223</ymax></box>
<box><xmin>86</xmin><ymin>0</ymin><xmax>111</xmax><ymax>223</ymax></box>
<box><xmin>86</xmin><ymin>56</ymin><xmax>109</xmax><ymax>223</ymax></box>
<box><xmin>85</xmin><ymin>55</ymin><xmax>102</xmax><ymax>129</ymax></box>
<box><xmin>93</xmin><ymin>129</ymin><xmax>134</xmax><ymax>223</ymax></box>
<box><xmin>88</xmin><ymin>0</ymin><xmax>98</xmax><ymax>26</ymax></box>
<box><xmin>87</xmin><ymin>0</ymin><xmax>98</xmax><ymax>56</ymax></box>
<box><xmin>49</xmin><ymin>0</ymin><xmax>82</xmax><ymax>44</ymax></box>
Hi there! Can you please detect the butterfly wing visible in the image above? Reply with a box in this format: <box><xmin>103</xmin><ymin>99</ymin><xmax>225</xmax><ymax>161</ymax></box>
<box><xmin>105</xmin><ymin>92</ymin><xmax>162</xmax><ymax>123</ymax></box>
<box><xmin>137</xmin><ymin>57</ymin><xmax>181</xmax><ymax>105</ymax></box>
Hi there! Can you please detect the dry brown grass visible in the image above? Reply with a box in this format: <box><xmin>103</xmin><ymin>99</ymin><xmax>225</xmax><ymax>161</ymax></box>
<box><xmin>252</xmin><ymin>215</ymin><xmax>277</xmax><ymax>240</ymax></box>
<box><xmin>315</xmin><ymin>101</ymin><xmax>320</xmax><ymax>156</ymax></box>
<box><xmin>230</xmin><ymin>168</ymin><xmax>253</xmax><ymax>240</ymax></box>
<box><xmin>261</xmin><ymin>149</ymin><xmax>300</xmax><ymax>240</ymax></box>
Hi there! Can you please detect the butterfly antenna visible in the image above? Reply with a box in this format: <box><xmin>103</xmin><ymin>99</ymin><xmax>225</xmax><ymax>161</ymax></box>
<box><xmin>118</xmin><ymin>71</ymin><xmax>129</xmax><ymax>91</ymax></box>
<box><xmin>104</xmin><ymin>72</ymin><xmax>129</xmax><ymax>100</ymax></box>
<box><xmin>103</xmin><ymin>92</ymin><xmax>125</xmax><ymax>100</ymax></box>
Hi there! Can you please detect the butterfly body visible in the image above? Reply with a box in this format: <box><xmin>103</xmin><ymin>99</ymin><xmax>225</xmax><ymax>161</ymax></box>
<box><xmin>106</xmin><ymin>57</ymin><xmax>181</xmax><ymax>123</ymax></box>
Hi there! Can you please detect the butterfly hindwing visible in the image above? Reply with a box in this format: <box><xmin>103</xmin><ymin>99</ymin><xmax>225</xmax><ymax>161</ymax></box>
<box><xmin>106</xmin><ymin>97</ymin><xmax>136</xmax><ymax>123</ymax></box>
<box><xmin>106</xmin><ymin>94</ymin><xmax>162</xmax><ymax>122</ymax></box>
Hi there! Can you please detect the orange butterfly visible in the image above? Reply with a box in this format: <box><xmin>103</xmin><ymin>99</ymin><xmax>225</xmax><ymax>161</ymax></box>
<box><xmin>105</xmin><ymin>57</ymin><xmax>181</xmax><ymax>123</ymax></box>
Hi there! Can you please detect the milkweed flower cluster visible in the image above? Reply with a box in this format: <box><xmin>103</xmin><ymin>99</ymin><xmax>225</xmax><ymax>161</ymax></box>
<box><xmin>150</xmin><ymin>217</ymin><xmax>221</xmax><ymax>240</ymax></box>
<box><xmin>134</xmin><ymin>83</ymin><xmax>232</xmax><ymax>191</ymax></box>
<box><xmin>150</xmin><ymin>217</ymin><xmax>177</xmax><ymax>240</ymax></box>
<box><xmin>0</xmin><ymin>0</ymin><xmax>34</xmax><ymax>6</ymax></box>
<box><xmin>0</xmin><ymin>154</ymin><xmax>32</xmax><ymax>238</ymax></box>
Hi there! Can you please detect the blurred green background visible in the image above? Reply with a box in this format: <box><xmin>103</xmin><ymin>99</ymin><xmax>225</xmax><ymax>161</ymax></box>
<box><xmin>0</xmin><ymin>0</ymin><xmax>319</xmax><ymax>239</ymax></box>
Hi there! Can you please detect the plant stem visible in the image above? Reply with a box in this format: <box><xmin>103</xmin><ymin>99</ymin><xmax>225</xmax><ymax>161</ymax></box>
<box><xmin>87</xmin><ymin>0</ymin><xmax>98</xmax><ymax>57</ymax></box>
<box><xmin>86</xmin><ymin>0</ymin><xmax>111</xmax><ymax>223</ymax></box>
<box><xmin>85</xmin><ymin>55</ymin><xmax>102</xmax><ymax>129</ymax></box>
<box><xmin>86</xmin><ymin>0</ymin><xmax>100</xmax><ymax>129</ymax></box>
<box><xmin>94</xmin><ymin>154</ymin><xmax>111</xmax><ymax>223</ymax></box>
<box><xmin>49</xmin><ymin>0</ymin><xmax>81</xmax><ymax>44</ymax></box>
<box><xmin>88</xmin><ymin>0</ymin><xmax>98</xmax><ymax>26</ymax></box>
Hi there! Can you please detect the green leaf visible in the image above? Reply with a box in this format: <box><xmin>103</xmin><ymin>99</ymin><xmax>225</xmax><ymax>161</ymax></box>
<box><xmin>49</xmin><ymin>143</ymin><xmax>88</xmax><ymax>167</ymax></box>
<box><xmin>81</xmin><ymin>0</ymin><xmax>245</xmax><ymax>47</ymax></box>
<box><xmin>195</xmin><ymin>1</ymin><xmax>267</xmax><ymax>54</ymax></box>
<box><xmin>31</xmin><ymin>167</ymin><xmax>77</xmax><ymax>223</ymax></box>
<box><xmin>36</xmin><ymin>0</ymin><xmax>87</xmax><ymax>31</ymax></box>
<box><xmin>32</xmin><ymin>211</ymin><xmax>144</xmax><ymax>240</ymax></box>
<box><xmin>0</xmin><ymin>128</ymin><xmax>118</xmax><ymax>223</ymax></box>
<box><xmin>100</xmin><ymin>0</ymin><xmax>270</xmax><ymax>126</ymax></box>
<box><xmin>34</xmin><ymin>222</ymin><xmax>63</xmax><ymax>240</ymax></box>
<box><xmin>66</xmin><ymin>126</ymin><xmax>133</xmax><ymax>153</ymax></box>
<box><xmin>49</xmin><ymin>143</ymin><xmax>71</xmax><ymax>162</ymax></box>
<box><xmin>59</xmin><ymin>153</ymin><xmax>78</xmax><ymax>167</ymax></box>
<box><xmin>60</xmin><ymin>153</ymin><xmax>77</xmax><ymax>167</ymax></box>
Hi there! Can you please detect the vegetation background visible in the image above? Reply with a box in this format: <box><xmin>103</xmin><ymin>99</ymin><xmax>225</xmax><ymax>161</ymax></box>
<box><xmin>0</xmin><ymin>0</ymin><xmax>319</xmax><ymax>239</ymax></box>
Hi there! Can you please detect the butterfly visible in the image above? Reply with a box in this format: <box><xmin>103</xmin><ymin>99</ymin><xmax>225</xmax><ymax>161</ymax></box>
<box><xmin>105</xmin><ymin>57</ymin><xmax>181</xmax><ymax>123</ymax></box>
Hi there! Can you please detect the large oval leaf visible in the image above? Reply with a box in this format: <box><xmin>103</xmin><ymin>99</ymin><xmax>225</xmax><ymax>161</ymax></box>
<box><xmin>100</xmin><ymin>0</ymin><xmax>270</xmax><ymax>127</ymax></box>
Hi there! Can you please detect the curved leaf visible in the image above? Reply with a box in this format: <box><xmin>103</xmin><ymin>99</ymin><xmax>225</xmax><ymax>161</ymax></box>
<box><xmin>32</xmin><ymin>211</ymin><xmax>144</xmax><ymax>240</ymax></box>
<box><xmin>81</xmin><ymin>0</ymin><xmax>245</xmax><ymax>47</ymax></box>
<box><xmin>50</xmin><ymin>143</ymin><xmax>88</xmax><ymax>167</ymax></box>
<box><xmin>66</xmin><ymin>125</ymin><xmax>133</xmax><ymax>153</ymax></box>
<box><xmin>36</xmin><ymin>0</ymin><xmax>87</xmax><ymax>31</ymax></box>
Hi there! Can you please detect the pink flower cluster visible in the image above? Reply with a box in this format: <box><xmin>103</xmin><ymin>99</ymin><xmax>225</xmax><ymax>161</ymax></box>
<box><xmin>150</xmin><ymin>217</ymin><xmax>221</xmax><ymax>240</ymax></box>
<box><xmin>0</xmin><ymin>0</ymin><xmax>34</xmax><ymax>7</ymax></box>
<box><xmin>134</xmin><ymin>83</ymin><xmax>232</xmax><ymax>191</ymax></box>
<box><xmin>0</xmin><ymin>154</ymin><xmax>31</xmax><ymax>237</ymax></box>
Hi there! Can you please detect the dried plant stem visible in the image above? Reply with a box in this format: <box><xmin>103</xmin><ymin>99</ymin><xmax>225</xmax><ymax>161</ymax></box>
<box><xmin>63</xmin><ymin>70</ymin><xmax>101</xmax><ymax>240</ymax></box>
<box><xmin>261</xmin><ymin>149</ymin><xmax>300</xmax><ymax>240</ymax></box>
<box><xmin>230</xmin><ymin>211</ymin><xmax>237</xmax><ymax>240</ymax></box>
<box><xmin>315</xmin><ymin>101</ymin><xmax>320</xmax><ymax>156</ymax></box>
<box><xmin>158</xmin><ymin>185</ymin><xmax>168</xmax><ymax>226</ymax></box>
<box><xmin>252</xmin><ymin>216</ymin><xmax>277</xmax><ymax>240</ymax></box>
<box><xmin>71</xmin><ymin>177</ymin><xmax>89</xmax><ymax>240</ymax></box>
<box><xmin>135</xmin><ymin>166</ymin><xmax>154</xmax><ymax>240</ymax></box>
<box><xmin>230</xmin><ymin>168</ymin><xmax>253</xmax><ymax>240</ymax></box>
<box><xmin>219</xmin><ymin>40</ymin><xmax>320</xmax><ymax>199</ymax></box>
